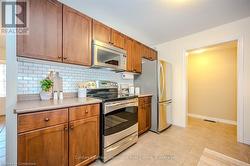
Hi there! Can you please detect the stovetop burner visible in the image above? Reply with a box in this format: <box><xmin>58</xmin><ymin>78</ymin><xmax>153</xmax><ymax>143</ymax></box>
<box><xmin>87</xmin><ymin>88</ymin><xmax>137</xmax><ymax>102</ymax></box>
<box><xmin>85</xmin><ymin>80</ymin><xmax>137</xmax><ymax>102</ymax></box>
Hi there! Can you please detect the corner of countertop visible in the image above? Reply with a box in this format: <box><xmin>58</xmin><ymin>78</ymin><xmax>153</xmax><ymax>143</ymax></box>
<box><xmin>14</xmin><ymin>97</ymin><xmax>102</xmax><ymax>114</ymax></box>
<box><xmin>138</xmin><ymin>94</ymin><xmax>153</xmax><ymax>97</ymax></box>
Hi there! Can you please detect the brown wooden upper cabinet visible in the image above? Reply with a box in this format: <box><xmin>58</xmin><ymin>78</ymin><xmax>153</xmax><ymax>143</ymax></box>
<box><xmin>16</xmin><ymin>1</ymin><xmax>156</xmax><ymax>69</ymax></box>
<box><xmin>92</xmin><ymin>20</ymin><xmax>125</xmax><ymax>49</ymax></box>
<box><xmin>92</xmin><ymin>20</ymin><xmax>111</xmax><ymax>44</ymax></box>
<box><xmin>133</xmin><ymin>41</ymin><xmax>142</xmax><ymax>73</ymax></box>
<box><xmin>125</xmin><ymin>37</ymin><xmax>134</xmax><ymax>72</ymax></box>
<box><xmin>124</xmin><ymin>38</ymin><xmax>143</xmax><ymax>73</ymax></box>
<box><xmin>111</xmin><ymin>30</ymin><xmax>125</xmax><ymax>49</ymax></box>
<box><xmin>142</xmin><ymin>45</ymin><xmax>157</xmax><ymax>61</ymax></box>
<box><xmin>63</xmin><ymin>6</ymin><xmax>92</xmax><ymax>66</ymax></box>
<box><xmin>150</xmin><ymin>49</ymin><xmax>158</xmax><ymax>60</ymax></box>
<box><xmin>17</xmin><ymin>0</ymin><xmax>63</xmax><ymax>62</ymax></box>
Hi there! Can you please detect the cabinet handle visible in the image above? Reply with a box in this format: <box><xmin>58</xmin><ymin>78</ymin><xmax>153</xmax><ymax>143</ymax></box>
<box><xmin>44</xmin><ymin>117</ymin><xmax>50</xmax><ymax>122</ymax></box>
<box><xmin>109</xmin><ymin>41</ymin><xmax>114</xmax><ymax>45</ymax></box>
<box><xmin>64</xmin><ymin>126</ymin><xmax>68</xmax><ymax>131</ymax></box>
<box><xmin>58</xmin><ymin>56</ymin><xmax>62</xmax><ymax>59</ymax></box>
<box><xmin>63</xmin><ymin>57</ymin><xmax>68</xmax><ymax>60</ymax></box>
<box><xmin>70</xmin><ymin>124</ymin><xmax>74</xmax><ymax>129</ymax></box>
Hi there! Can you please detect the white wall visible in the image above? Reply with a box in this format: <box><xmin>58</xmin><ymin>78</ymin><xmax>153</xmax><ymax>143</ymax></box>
<box><xmin>6</xmin><ymin>12</ymin><xmax>18</xmax><ymax>166</ymax></box>
<box><xmin>155</xmin><ymin>16</ymin><xmax>250</xmax><ymax>145</ymax></box>
<box><xmin>6</xmin><ymin>33</ymin><xmax>18</xmax><ymax>164</ymax></box>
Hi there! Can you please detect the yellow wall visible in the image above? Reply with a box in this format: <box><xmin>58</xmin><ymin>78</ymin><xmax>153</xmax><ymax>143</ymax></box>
<box><xmin>188</xmin><ymin>46</ymin><xmax>237</xmax><ymax>121</ymax></box>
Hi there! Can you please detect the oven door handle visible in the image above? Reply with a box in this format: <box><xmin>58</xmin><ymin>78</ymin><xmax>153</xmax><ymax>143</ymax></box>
<box><xmin>104</xmin><ymin>102</ymin><xmax>138</xmax><ymax>115</ymax></box>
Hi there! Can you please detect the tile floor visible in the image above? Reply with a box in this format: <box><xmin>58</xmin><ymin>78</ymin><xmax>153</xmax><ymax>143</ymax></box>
<box><xmin>0</xmin><ymin>116</ymin><xmax>5</xmax><ymax>166</ymax></box>
<box><xmin>91</xmin><ymin>117</ymin><xmax>250</xmax><ymax>166</ymax></box>
<box><xmin>0</xmin><ymin>117</ymin><xmax>249</xmax><ymax>166</ymax></box>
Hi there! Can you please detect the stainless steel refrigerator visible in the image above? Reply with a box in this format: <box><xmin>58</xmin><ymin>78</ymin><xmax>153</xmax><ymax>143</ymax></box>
<box><xmin>134</xmin><ymin>59</ymin><xmax>172</xmax><ymax>133</ymax></box>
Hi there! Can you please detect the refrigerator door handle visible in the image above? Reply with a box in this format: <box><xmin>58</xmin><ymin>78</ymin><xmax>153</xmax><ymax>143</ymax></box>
<box><xmin>160</xmin><ymin>63</ymin><xmax>165</xmax><ymax>99</ymax></box>
<box><xmin>159</xmin><ymin>100</ymin><xmax>172</xmax><ymax>105</ymax></box>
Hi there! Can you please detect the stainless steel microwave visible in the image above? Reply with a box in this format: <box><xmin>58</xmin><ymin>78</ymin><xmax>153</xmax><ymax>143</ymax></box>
<box><xmin>92</xmin><ymin>40</ymin><xmax>127</xmax><ymax>71</ymax></box>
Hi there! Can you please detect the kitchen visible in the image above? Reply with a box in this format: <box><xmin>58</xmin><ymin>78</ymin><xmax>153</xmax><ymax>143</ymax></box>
<box><xmin>3</xmin><ymin>0</ymin><xmax>250</xmax><ymax>166</ymax></box>
<box><xmin>5</xmin><ymin>0</ymin><xmax>172</xmax><ymax>165</ymax></box>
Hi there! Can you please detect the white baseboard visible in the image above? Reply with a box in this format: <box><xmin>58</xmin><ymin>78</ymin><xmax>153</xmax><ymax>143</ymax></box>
<box><xmin>188</xmin><ymin>113</ymin><xmax>237</xmax><ymax>125</ymax></box>
<box><xmin>244</xmin><ymin>138</ymin><xmax>250</xmax><ymax>145</ymax></box>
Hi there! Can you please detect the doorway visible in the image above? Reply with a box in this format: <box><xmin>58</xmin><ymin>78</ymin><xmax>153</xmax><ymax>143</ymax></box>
<box><xmin>186</xmin><ymin>40</ymin><xmax>241</xmax><ymax>141</ymax></box>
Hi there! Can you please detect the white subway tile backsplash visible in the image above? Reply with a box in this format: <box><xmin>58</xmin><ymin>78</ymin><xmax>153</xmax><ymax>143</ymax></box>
<box><xmin>17</xmin><ymin>60</ymin><xmax>133</xmax><ymax>94</ymax></box>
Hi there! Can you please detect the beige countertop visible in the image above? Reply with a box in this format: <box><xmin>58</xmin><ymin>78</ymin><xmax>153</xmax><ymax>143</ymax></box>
<box><xmin>138</xmin><ymin>94</ymin><xmax>153</xmax><ymax>97</ymax></box>
<box><xmin>14</xmin><ymin>97</ymin><xmax>102</xmax><ymax>114</ymax></box>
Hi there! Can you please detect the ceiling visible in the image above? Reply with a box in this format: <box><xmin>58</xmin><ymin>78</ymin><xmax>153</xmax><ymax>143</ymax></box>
<box><xmin>61</xmin><ymin>0</ymin><xmax>250</xmax><ymax>45</ymax></box>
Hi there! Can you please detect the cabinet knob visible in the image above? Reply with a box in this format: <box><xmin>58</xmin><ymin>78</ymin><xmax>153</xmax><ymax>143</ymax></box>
<box><xmin>44</xmin><ymin>117</ymin><xmax>50</xmax><ymax>122</ymax></box>
<box><xmin>63</xmin><ymin>57</ymin><xmax>68</xmax><ymax>60</ymax></box>
<box><xmin>58</xmin><ymin>56</ymin><xmax>62</xmax><ymax>59</ymax></box>
<box><xmin>85</xmin><ymin>110</ymin><xmax>88</xmax><ymax>114</ymax></box>
<box><xmin>70</xmin><ymin>124</ymin><xmax>74</xmax><ymax>129</ymax></box>
<box><xmin>64</xmin><ymin>126</ymin><xmax>68</xmax><ymax>131</ymax></box>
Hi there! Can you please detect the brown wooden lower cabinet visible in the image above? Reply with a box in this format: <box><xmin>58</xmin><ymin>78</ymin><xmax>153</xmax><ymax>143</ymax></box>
<box><xmin>18</xmin><ymin>123</ymin><xmax>69</xmax><ymax>166</ymax></box>
<box><xmin>69</xmin><ymin>116</ymin><xmax>99</xmax><ymax>166</ymax></box>
<box><xmin>138</xmin><ymin>96</ymin><xmax>152</xmax><ymax>135</ymax></box>
<box><xmin>17</xmin><ymin>104</ymin><xmax>100</xmax><ymax>166</ymax></box>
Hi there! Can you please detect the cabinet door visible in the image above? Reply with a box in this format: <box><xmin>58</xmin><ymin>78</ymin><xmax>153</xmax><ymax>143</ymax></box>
<box><xmin>143</xmin><ymin>46</ymin><xmax>152</xmax><ymax>60</ymax></box>
<box><xmin>17</xmin><ymin>0</ymin><xmax>62</xmax><ymax>62</ymax></box>
<box><xmin>92</xmin><ymin>20</ymin><xmax>111</xmax><ymax>44</ymax></box>
<box><xmin>69</xmin><ymin>117</ymin><xmax>99</xmax><ymax>166</ymax></box>
<box><xmin>18</xmin><ymin>124</ymin><xmax>68</xmax><ymax>166</ymax></box>
<box><xmin>145</xmin><ymin>103</ymin><xmax>151</xmax><ymax>131</ymax></box>
<box><xmin>63</xmin><ymin>6</ymin><xmax>92</xmax><ymax>66</ymax></box>
<box><xmin>125</xmin><ymin>37</ymin><xmax>134</xmax><ymax>72</ymax></box>
<box><xmin>149</xmin><ymin>49</ymin><xmax>158</xmax><ymax>60</ymax></box>
<box><xmin>138</xmin><ymin>98</ymin><xmax>146</xmax><ymax>135</ymax></box>
<box><xmin>141</xmin><ymin>45</ymin><xmax>149</xmax><ymax>59</ymax></box>
<box><xmin>111</xmin><ymin>30</ymin><xmax>125</xmax><ymax>49</ymax></box>
<box><xmin>133</xmin><ymin>41</ymin><xmax>142</xmax><ymax>73</ymax></box>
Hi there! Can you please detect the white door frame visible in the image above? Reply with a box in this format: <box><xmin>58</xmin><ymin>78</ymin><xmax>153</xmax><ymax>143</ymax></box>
<box><xmin>183</xmin><ymin>36</ymin><xmax>244</xmax><ymax>143</ymax></box>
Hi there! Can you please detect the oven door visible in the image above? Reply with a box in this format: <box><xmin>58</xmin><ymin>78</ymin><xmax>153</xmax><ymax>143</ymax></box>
<box><xmin>92</xmin><ymin>40</ymin><xmax>127</xmax><ymax>71</ymax></box>
<box><xmin>103</xmin><ymin>99</ymin><xmax>138</xmax><ymax>148</ymax></box>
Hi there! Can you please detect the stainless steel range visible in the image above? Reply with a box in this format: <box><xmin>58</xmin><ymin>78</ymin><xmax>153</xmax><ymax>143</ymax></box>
<box><xmin>87</xmin><ymin>81</ymin><xmax>138</xmax><ymax>162</ymax></box>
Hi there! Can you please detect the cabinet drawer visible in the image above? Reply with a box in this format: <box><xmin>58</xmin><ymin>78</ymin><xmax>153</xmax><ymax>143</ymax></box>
<box><xmin>69</xmin><ymin>104</ymin><xmax>100</xmax><ymax>121</ymax></box>
<box><xmin>144</xmin><ymin>96</ymin><xmax>152</xmax><ymax>104</ymax></box>
<box><xmin>139</xmin><ymin>96</ymin><xmax>152</xmax><ymax>105</ymax></box>
<box><xmin>139</xmin><ymin>97</ymin><xmax>145</xmax><ymax>105</ymax></box>
<box><xmin>18</xmin><ymin>108</ymin><xmax>68</xmax><ymax>133</ymax></box>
